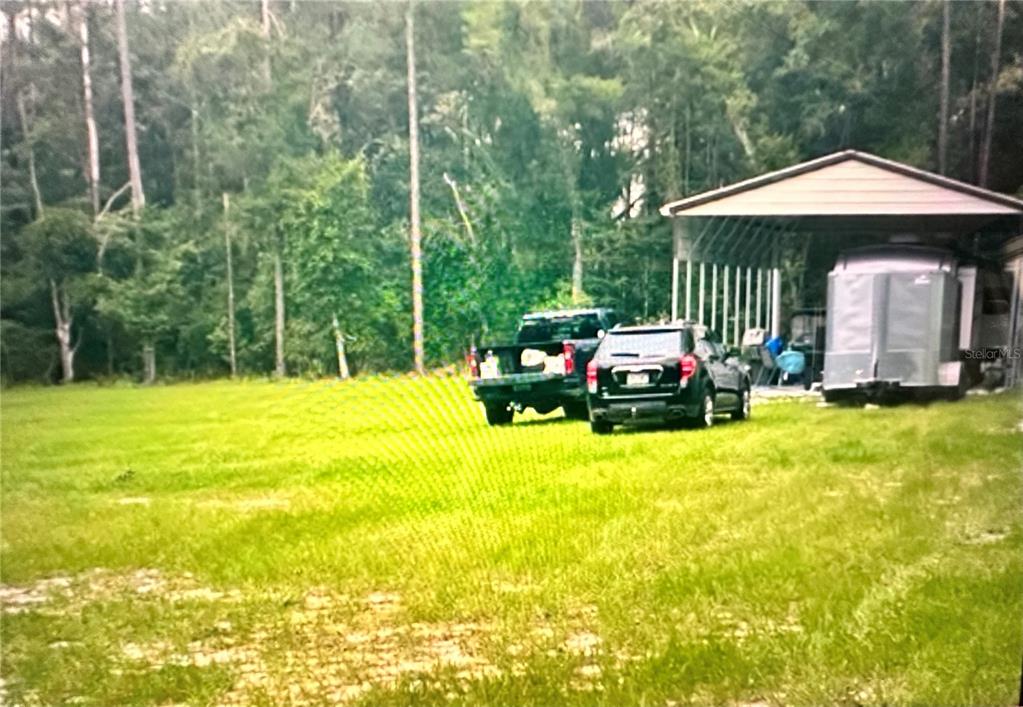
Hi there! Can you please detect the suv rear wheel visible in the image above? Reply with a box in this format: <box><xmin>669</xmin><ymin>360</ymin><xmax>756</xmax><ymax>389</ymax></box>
<box><xmin>690</xmin><ymin>391</ymin><xmax>715</xmax><ymax>429</ymax></box>
<box><xmin>484</xmin><ymin>404</ymin><xmax>514</xmax><ymax>426</ymax></box>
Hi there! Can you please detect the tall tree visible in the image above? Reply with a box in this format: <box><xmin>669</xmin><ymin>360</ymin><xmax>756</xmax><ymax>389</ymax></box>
<box><xmin>73</xmin><ymin>1</ymin><xmax>100</xmax><ymax>215</ymax></box>
<box><xmin>115</xmin><ymin>0</ymin><xmax>145</xmax><ymax>214</ymax></box>
<box><xmin>9</xmin><ymin>5</ymin><xmax>43</xmax><ymax>217</ymax></box>
<box><xmin>978</xmin><ymin>0</ymin><xmax>1006</xmax><ymax>188</ymax></box>
<box><xmin>261</xmin><ymin>0</ymin><xmax>287</xmax><ymax>378</ymax></box>
<box><xmin>222</xmin><ymin>193</ymin><xmax>237</xmax><ymax>378</ymax></box>
<box><xmin>938</xmin><ymin>0</ymin><xmax>951</xmax><ymax>175</ymax></box>
<box><xmin>406</xmin><ymin>0</ymin><xmax>425</xmax><ymax>374</ymax></box>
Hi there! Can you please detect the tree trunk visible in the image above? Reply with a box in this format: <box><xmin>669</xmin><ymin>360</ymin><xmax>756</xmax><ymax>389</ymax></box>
<box><xmin>17</xmin><ymin>92</ymin><xmax>44</xmax><ymax>217</ymax></box>
<box><xmin>191</xmin><ymin>102</ymin><xmax>202</xmax><ymax>217</ymax></box>
<box><xmin>49</xmin><ymin>279</ymin><xmax>74</xmax><ymax>384</ymax></box>
<box><xmin>443</xmin><ymin>172</ymin><xmax>488</xmax><ymax>336</ymax></box>
<box><xmin>115</xmin><ymin>0</ymin><xmax>145</xmax><ymax>214</ymax></box>
<box><xmin>938</xmin><ymin>0</ymin><xmax>951</xmax><ymax>175</ymax></box>
<box><xmin>570</xmin><ymin>214</ymin><xmax>584</xmax><ymax>303</ymax></box>
<box><xmin>978</xmin><ymin>0</ymin><xmax>1005</xmax><ymax>188</ymax></box>
<box><xmin>968</xmin><ymin>4</ymin><xmax>981</xmax><ymax>181</ymax></box>
<box><xmin>74</xmin><ymin>1</ymin><xmax>100</xmax><ymax>215</ymax></box>
<box><xmin>406</xmin><ymin>0</ymin><xmax>425</xmax><ymax>375</ymax></box>
<box><xmin>555</xmin><ymin>128</ymin><xmax>584</xmax><ymax>304</ymax></box>
<box><xmin>273</xmin><ymin>247</ymin><xmax>286</xmax><ymax>378</ymax></box>
<box><xmin>223</xmin><ymin>193</ymin><xmax>237</xmax><ymax>378</ymax></box>
<box><xmin>10</xmin><ymin>7</ymin><xmax>43</xmax><ymax>217</ymax></box>
<box><xmin>684</xmin><ymin>102</ymin><xmax>691</xmax><ymax>194</ymax></box>
<box><xmin>142</xmin><ymin>342</ymin><xmax>156</xmax><ymax>384</ymax></box>
<box><xmin>261</xmin><ymin>0</ymin><xmax>272</xmax><ymax>87</ymax></box>
<box><xmin>107</xmin><ymin>331</ymin><xmax>114</xmax><ymax>376</ymax></box>
<box><xmin>332</xmin><ymin>315</ymin><xmax>350</xmax><ymax>380</ymax></box>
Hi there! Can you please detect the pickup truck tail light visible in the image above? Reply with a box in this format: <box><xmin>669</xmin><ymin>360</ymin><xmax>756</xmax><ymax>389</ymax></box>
<box><xmin>562</xmin><ymin>342</ymin><xmax>576</xmax><ymax>375</ymax></box>
<box><xmin>467</xmin><ymin>347</ymin><xmax>479</xmax><ymax>378</ymax></box>
<box><xmin>586</xmin><ymin>359</ymin><xmax>598</xmax><ymax>394</ymax></box>
<box><xmin>679</xmin><ymin>353</ymin><xmax>698</xmax><ymax>380</ymax></box>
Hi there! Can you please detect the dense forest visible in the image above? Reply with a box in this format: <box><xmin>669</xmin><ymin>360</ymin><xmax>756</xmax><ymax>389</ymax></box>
<box><xmin>1</xmin><ymin>0</ymin><xmax>1021</xmax><ymax>383</ymax></box>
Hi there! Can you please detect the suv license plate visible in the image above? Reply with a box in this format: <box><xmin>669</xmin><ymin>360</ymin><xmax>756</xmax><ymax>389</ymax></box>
<box><xmin>626</xmin><ymin>372</ymin><xmax>649</xmax><ymax>386</ymax></box>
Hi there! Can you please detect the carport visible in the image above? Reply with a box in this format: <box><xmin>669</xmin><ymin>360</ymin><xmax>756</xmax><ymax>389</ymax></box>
<box><xmin>658</xmin><ymin>150</ymin><xmax>1023</xmax><ymax>384</ymax></box>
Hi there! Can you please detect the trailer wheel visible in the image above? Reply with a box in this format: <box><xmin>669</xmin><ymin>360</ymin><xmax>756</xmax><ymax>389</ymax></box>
<box><xmin>484</xmin><ymin>404</ymin><xmax>514</xmax><ymax>426</ymax></box>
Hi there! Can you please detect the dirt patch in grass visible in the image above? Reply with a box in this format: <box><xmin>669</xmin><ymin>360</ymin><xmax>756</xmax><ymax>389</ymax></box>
<box><xmin>0</xmin><ymin>568</ymin><xmax>243</xmax><ymax>616</ymax></box>
<box><xmin>4</xmin><ymin>570</ymin><xmax>630</xmax><ymax>704</ymax></box>
<box><xmin>216</xmin><ymin>589</ymin><xmax>502</xmax><ymax>706</ymax></box>
<box><xmin>59</xmin><ymin>581</ymin><xmax>505</xmax><ymax>706</ymax></box>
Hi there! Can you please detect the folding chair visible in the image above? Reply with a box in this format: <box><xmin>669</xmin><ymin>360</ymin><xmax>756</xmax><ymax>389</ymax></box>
<box><xmin>754</xmin><ymin>347</ymin><xmax>778</xmax><ymax>386</ymax></box>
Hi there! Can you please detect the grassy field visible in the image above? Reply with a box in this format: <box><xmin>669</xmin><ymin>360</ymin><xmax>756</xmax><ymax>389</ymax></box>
<box><xmin>1</xmin><ymin>376</ymin><xmax>1021</xmax><ymax>706</ymax></box>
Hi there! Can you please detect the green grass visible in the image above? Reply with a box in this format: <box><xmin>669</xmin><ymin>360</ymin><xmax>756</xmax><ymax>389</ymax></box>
<box><xmin>2</xmin><ymin>377</ymin><xmax>1021</xmax><ymax>706</ymax></box>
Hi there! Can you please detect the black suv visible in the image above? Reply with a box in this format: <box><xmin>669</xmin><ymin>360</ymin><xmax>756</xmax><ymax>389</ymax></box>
<box><xmin>585</xmin><ymin>322</ymin><xmax>751</xmax><ymax>434</ymax></box>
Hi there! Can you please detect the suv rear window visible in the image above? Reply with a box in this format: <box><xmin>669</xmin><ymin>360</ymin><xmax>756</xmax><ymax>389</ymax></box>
<box><xmin>517</xmin><ymin>315</ymin><xmax>602</xmax><ymax>343</ymax></box>
<box><xmin>599</xmin><ymin>331</ymin><xmax>684</xmax><ymax>358</ymax></box>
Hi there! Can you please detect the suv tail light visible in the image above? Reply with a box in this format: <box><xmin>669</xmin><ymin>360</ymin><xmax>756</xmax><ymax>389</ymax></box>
<box><xmin>562</xmin><ymin>342</ymin><xmax>576</xmax><ymax>375</ymax></box>
<box><xmin>679</xmin><ymin>353</ymin><xmax>697</xmax><ymax>380</ymax></box>
<box><xmin>586</xmin><ymin>359</ymin><xmax>598</xmax><ymax>394</ymax></box>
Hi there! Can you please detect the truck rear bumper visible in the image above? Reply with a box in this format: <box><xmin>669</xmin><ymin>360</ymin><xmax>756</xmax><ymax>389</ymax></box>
<box><xmin>469</xmin><ymin>375</ymin><xmax>585</xmax><ymax>407</ymax></box>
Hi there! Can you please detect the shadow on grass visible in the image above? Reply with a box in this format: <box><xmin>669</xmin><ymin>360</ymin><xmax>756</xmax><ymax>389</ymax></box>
<box><xmin>509</xmin><ymin>416</ymin><xmax>581</xmax><ymax>428</ymax></box>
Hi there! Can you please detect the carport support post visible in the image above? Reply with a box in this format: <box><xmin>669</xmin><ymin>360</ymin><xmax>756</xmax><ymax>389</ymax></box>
<box><xmin>698</xmin><ymin>262</ymin><xmax>706</xmax><ymax>324</ymax></box>
<box><xmin>771</xmin><ymin>266</ymin><xmax>782</xmax><ymax>338</ymax></box>
<box><xmin>744</xmin><ymin>266</ymin><xmax>752</xmax><ymax>335</ymax></box>
<box><xmin>685</xmin><ymin>261</ymin><xmax>693</xmax><ymax>319</ymax></box>
<box><xmin>676</xmin><ymin>219</ymin><xmax>696</xmax><ymax>322</ymax></box>
<box><xmin>671</xmin><ymin>221</ymin><xmax>679</xmax><ymax>321</ymax></box>
<box><xmin>733</xmin><ymin>265</ymin><xmax>741</xmax><ymax>345</ymax></box>
<box><xmin>722</xmin><ymin>266</ymin><xmax>730</xmax><ymax>345</ymax></box>
<box><xmin>769</xmin><ymin>233</ymin><xmax>782</xmax><ymax>338</ymax></box>
<box><xmin>711</xmin><ymin>264</ymin><xmax>718</xmax><ymax>331</ymax></box>
<box><xmin>671</xmin><ymin>257</ymin><xmax>680</xmax><ymax>321</ymax></box>
<box><xmin>756</xmin><ymin>268</ymin><xmax>763</xmax><ymax>329</ymax></box>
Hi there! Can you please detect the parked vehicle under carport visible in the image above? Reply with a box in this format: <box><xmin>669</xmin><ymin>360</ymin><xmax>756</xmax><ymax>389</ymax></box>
<box><xmin>821</xmin><ymin>245</ymin><xmax>1010</xmax><ymax>403</ymax></box>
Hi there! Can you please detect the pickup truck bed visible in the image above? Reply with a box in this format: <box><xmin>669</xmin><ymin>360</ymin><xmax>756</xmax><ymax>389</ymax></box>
<box><xmin>467</xmin><ymin>308</ymin><xmax>617</xmax><ymax>425</ymax></box>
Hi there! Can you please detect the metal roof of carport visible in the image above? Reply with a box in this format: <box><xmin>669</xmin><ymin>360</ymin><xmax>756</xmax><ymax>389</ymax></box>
<box><xmin>660</xmin><ymin>149</ymin><xmax>1023</xmax><ymax>221</ymax></box>
<box><xmin>656</xmin><ymin>150</ymin><xmax>1023</xmax><ymax>342</ymax></box>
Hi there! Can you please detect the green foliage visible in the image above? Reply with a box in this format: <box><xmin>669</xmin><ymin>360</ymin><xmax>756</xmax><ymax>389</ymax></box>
<box><xmin>96</xmin><ymin>209</ymin><xmax>193</xmax><ymax>347</ymax></box>
<box><xmin>1</xmin><ymin>0</ymin><xmax>1022</xmax><ymax>381</ymax></box>
<box><xmin>20</xmin><ymin>209</ymin><xmax>96</xmax><ymax>281</ymax></box>
<box><xmin>280</xmin><ymin>154</ymin><xmax>408</xmax><ymax>372</ymax></box>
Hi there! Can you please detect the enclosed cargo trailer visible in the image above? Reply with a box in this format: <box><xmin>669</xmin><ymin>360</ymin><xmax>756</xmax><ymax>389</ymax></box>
<box><xmin>823</xmin><ymin>246</ymin><xmax>965</xmax><ymax>402</ymax></box>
